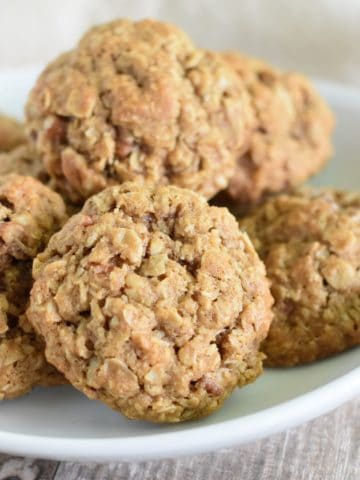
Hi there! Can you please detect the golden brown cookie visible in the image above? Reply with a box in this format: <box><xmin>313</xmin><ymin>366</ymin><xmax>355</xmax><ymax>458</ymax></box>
<box><xmin>0</xmin><ymin>174</ymin><xmax>67</xmax><ymax>398</ymax></box>
<box><xmin>25</xmin><ymin>19</ymin><xmax>253</xmax><ymax>204</ymax></box>
<box><xmin>222</xmin><ymin>53</ymin><xmax>334</xmax><ymax>205</ymax></box>
<box><xmin>0</xmin><ymin>114</ymin><xmax>26</xmax><ymax>152</ymax></box>
<box><xmin>28</xmin><ymin>183</ymin><xmax>273</xmax><ymax>422</ymax></box>
<box><xmin>239</xmin><ymin>189</ymin><xmax>360</xmax><ymax>366</ymax></box>
<box><xmin>0</xmin><ymin>144</ymin><xmax>81</xmax><ymax>216</ymax></box>
<box><xmin>0</xmin><ymin>144</ymin><xmax>48</xmax><ymax>181</ymax></box>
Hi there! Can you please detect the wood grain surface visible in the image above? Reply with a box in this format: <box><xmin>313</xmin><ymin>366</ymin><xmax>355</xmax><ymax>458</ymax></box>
<box><xmin>0</xmin><ymin>397</ymin><xmax>358</xmax><ymax>480</ymax></box>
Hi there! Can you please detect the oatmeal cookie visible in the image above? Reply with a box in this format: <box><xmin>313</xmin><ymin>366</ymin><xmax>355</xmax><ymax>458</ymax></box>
<box><xmin>28</xmin><ymin>183</ymin><xmax>272</xmax><ymax>422</ymax></box>
<box><xmin>239</xmin><ymin>189</ymin><xmax>360</xmax><ymax>366</ymax></box>
<box><xmin>0</xmin><ymin>114</ymin><xmax>26</xmax><ymax>152</ymax></box>
<box><xmin>25</xmin><ymin>19</ymin><xmax>253</xmax><ymax>203</ymax></box>
<box><xmin>0</xmin><ymin>145</ymin><xmax>80</xmax><ymax>216</ymax></box>
<box><xmin>222</xmin><ymin>53</ymin><xmax>334</xmax><ymax>205</ymax></box>
<box><xmin>0</xmin><ymin>174</ymin><xmax>67</xmax><ymax>398</ymax></box>
<box><xmin>0</xmin><ymin>144</ymin><xmax>48</xmax><ymax>181</ymax></box>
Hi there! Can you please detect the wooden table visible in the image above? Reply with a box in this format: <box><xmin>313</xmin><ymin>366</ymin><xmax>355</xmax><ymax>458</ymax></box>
<box><xmin>0</xmin><ymin>397</ymin><xmax>358</xmax><ymax>480</ymax></box>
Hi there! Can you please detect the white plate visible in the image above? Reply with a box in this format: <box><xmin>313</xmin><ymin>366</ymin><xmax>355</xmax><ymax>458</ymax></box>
<box><xmin>0</xmin><ymin>68</ymin><xmax>359</xmax><ymax>462</ymax></box>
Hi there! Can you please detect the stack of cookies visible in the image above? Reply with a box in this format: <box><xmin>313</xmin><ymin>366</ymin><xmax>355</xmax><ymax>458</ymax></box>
<box><xmin>0</xmin><ymin>19</ymin><xmax>358</xmax><ymax>423</ymax></box>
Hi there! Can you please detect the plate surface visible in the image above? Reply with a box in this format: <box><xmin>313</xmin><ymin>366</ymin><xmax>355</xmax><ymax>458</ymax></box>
<box><xmin>0</xmin><ymin>68</ymin><xmax>359</xmax><ymax>462</ymax></box>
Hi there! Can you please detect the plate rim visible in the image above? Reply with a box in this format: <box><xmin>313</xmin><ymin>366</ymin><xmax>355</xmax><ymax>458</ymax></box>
<box><xmin>0</xmin><ymin>69</ymin><xmax>359</xmax><ymax>461</ymax></box>
<box><xmin>0</xmin><ymin>363</ymin><xmax>359</xmax><ymax>462</ymax></box>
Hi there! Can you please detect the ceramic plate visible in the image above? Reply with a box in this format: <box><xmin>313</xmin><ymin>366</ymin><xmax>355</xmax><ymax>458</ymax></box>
<box><xmin>0</xmin><ymin>68</ymin><xmax>359</xmax><ymax>462</ymax></box>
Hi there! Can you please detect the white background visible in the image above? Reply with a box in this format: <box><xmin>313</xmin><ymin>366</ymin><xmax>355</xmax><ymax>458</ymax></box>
<box><xmin>0</xmin><ymin>0</ymin><xmax>359</xmax><ymax>86</ymax></box>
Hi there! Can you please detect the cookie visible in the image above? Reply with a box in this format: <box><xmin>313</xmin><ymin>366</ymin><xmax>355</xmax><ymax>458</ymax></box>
<box><xmin>0</xmin><ymin>145</ymin><xmax>80</xmax><ymax>216</ymax></box>
<box><xmin>222</xmin><ymin>53</ymin><xmax>334</xmax><ymax>205</ymax></box>
<box><xmin>0</xmin><ymin>174</ymin><xmax>67</xmax><ymax>398</ymax></box>
<box><xmin>0</xmin><ymin>114</ymin><xmax>26</xmax><ymax>152</ymax></box>
<box><xmin>0</xmin><ymin>144</ymin><xmax>48</xmax><ymax>181</ymax></box>
<box><xmin>28</xmin><ymin>183</ymin><xmax>273</xmax><ymax>422</ymax></box>
<box><xmin>25</xmin><ymin>19</ymin><xmax>253</xmax><ymax>203</ymax></box>
<box><xmin>239</xmin><ymin>189</ymin><xmax>360</xmax><ymax>366</ymax></box>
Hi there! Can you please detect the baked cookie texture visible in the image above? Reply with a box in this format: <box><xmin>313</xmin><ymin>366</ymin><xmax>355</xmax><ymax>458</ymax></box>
<box><xmin>0</xmin><ymin>144</ymin><xmax>48</xmax><ymax>181</ymax></box>
<box><xmin>222</xmin><ymin>53</ymin><xmax>335</xmax><ymax>205</ymax></box>
<box><xmin>0</xmin><ymin>114</ymin><xmax>26</xmax><ymax>152</ymax></box>
<box><xmin>239</xmin><ymin>189</ymin><xmax>360</xmax><ymax>366</ymax></box>
<box><xmin>0</xmin><ymin>174</ymin><xmax>67</xmax><ymax>399</ymax></box>
<box><xmin>28</xmin><ymin>183</ymin><xmax>273</xmax><ymax>422</ymax></box>
<box><xmin>25</xmin><ymin>19</ymin><xmax>253</xmax><ymax>203</ymax></box>
<box><xmin>0</xmin><ymin>145</ymin><xmax>80</xmax><ymax>216</ymax></box>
